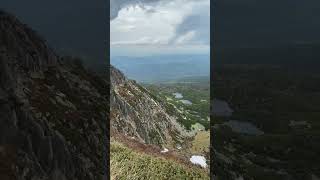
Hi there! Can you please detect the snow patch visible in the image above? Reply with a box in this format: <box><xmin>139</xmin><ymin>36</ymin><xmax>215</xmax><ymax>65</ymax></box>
<box><xmin>161</xmin><ymin>148</ymin><xmax>169</xmax><ymax>153</ymax></box>
<box><xmin>190</xmin><ymin>155</ymin><xmax>207</xmax><ymax>168</ymax></box>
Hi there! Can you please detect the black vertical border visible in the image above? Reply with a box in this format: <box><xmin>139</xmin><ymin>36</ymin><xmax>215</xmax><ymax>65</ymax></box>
<box><xmin>105</xmin><ymin>0</ymin><xmax>110</xmax><ymax>179</ymax></box>
<box><xmin>210</xmin><ymin>0</ymin><xmax>216</xmax><ymax>179</ymax></box>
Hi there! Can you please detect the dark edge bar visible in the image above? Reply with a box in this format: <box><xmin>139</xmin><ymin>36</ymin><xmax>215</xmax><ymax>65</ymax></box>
<box><xmin>105</xmin><ymin>0</ymin><xmax>111</xmax><ymax>179</ymax></box>
<box><xmin>210</xmin><ymin>0</ymin><xmax>216</xmax><ymax>179</ymax></box>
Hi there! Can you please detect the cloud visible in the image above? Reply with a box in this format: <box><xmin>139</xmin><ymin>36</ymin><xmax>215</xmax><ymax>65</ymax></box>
<box><xmin>174</xmin><ymin>30</ymin><xmax>196</xmax><ymax>44</ymax></box>
<box><xmin>110</xmin><ymin>0</ymin><xmax>210</xmax><ymax>55</ymax></box>
<box><xmin>170</xmin><ymin>0</ymin><xmax>210</xmax><ymax>45</ymax></box>
<box><xmin>110</xmin><ymin>0</ymin><xmax>163</xmax><ymax>20</ymax></box>
<box><xmin>111</xmin><ymin>3</ymin><xmax>181</xmax><ymax>46</ymax></box>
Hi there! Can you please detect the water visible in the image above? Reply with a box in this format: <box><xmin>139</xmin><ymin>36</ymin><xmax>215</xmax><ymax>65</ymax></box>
<box><xmin>212</xmin><ymin>99</ymin><xmax>234</xmax><ymax>117</ymax></box>
<box><xmin>180</xmin><ymin>99</ymin><xmax>192</xmax><ymax>105</ymax></box>
<box><xmin>173</xmin><ymin>93</ymin><xmax>192</xmax><ymax>105</ymax></box>
<box><xmin>173</xmin><ymin>92</ymin><xmax>183</xmax><ymax>99</ymax></box>
<box><xmin>223</xmin><ymin>120</ymin><xmax>264</xmax><ymax>135</ymax></box>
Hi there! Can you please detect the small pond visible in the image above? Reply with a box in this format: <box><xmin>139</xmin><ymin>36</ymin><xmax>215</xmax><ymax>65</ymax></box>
<box><xmin>212</xmin><ymin>99</ymin><xmax>234</xmax><ymax>117</ymax></box>
<box><xmin>180</xmin><ymin>99</ymin><xmax>192</xmax><ymax>105</ymax></box>
<box><xmin>173</xmin><ymin>92</ymin><xmax>183</xmax><ymax>99</ymax></box>
<box><xmin>223</xmin><ymin>120</ymin><xmax>264</xmax><ymax>135</ymax></box>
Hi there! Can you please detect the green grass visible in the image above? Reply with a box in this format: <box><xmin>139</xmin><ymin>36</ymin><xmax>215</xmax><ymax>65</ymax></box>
<box><xmin>111</xmin><ymin>141</ymin><xmax>209</xmax><ymax>180</ymax></box>
<box><xmin>143</xmin><ymin>83</ymin><xmax>210</xmax><ymax>130</ymax></box>
<box><xmin>191</xmin><ymin>131</ymin><xmax>210</xmax><ymax>154</ymax></box>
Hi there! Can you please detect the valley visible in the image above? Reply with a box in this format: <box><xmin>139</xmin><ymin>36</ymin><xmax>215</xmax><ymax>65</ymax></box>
<box><xmin>143</xmin><ymin>79</ymin><xmax>210</xmax><ymax>165</ymax></box>
<box><xmin>144</xmin><ymin>80</ymin><xmax>210</xmax><ymax>131</ymax></box>
<box><xmin>110</xmin><ymin>65</ymin><xmax>210</xmax><ymax>178</ymax></box>
<box><xmin>111</xmin><ymin>54</ymin><xmax>210</xmax><ymax>83</ymax></box>
<box><xmin>212</xmin><ymin>62</ymin><xmax>320</xmax><ymax>180</ymax></box>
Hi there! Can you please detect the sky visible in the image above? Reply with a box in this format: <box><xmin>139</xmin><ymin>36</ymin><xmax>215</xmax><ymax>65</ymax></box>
<box><xmin>2</xmin><ymin>1</ymin><xmax>319</xmax><ymax>57</ymax></box>
<box><xmin>110</xmin><ymin>0</ymin><xmax>210</xmax><ymax>56</ymax></box>
<box><xmin>0</xmin><ymin>0</ymin><xmax>107</xmax><ymax>63</ymax></box>
<box><xmin>214</xmin><ymin>0</ymin><xmax>320</xmax><ymax>48</ymax></box>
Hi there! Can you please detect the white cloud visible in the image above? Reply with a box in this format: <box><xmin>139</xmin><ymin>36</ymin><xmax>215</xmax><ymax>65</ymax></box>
<box><xmin>170</xmin><ymin>0</ymin><xmax>210</xmax><ymax>45</ymax></box>
<box><xmin>174</xmin><ymin>30</ymin><xmax>196</xmax><ymax>44</ymax></box>
<box><xmin>110</xmin><ymin>0</ymin><xmax>210</xmax><ymax>55</ymax></box>
<box><xmin>110</xmin><ymin>0</ymin><xmax>163</xmax><ymax>20</ymax></box>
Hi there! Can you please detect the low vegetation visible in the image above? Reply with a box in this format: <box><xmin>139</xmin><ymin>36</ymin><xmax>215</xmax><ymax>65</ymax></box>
<box><xmin>110</xmin><ymin>141</ymin><xmax>209</xmax><ymax>180</ymax></box>
<box><xmin>144</xmin><ymin>81</ymin><xmax>210</xmax><ymax>130</ymax></box>
<box><xmin>191</xmin><ymin>131</ymin><xmax>210</xmax><ymax>154</ymax></box>
<box><xmin>212</xmin><ymin>64</ymin><xmax>320</xmax><ymax>179</ymax></box>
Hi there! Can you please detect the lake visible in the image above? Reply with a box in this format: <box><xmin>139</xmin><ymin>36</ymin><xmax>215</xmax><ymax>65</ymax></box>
<box><xmin>173</xmin><ymin>92</ymin><xmax>183</xmax><ymax>99</ymax></box>
<box><xmin>223</xmin><ymin>120</ymin><xmax>264</xmax><ymax>136</ymax></box>
<box><xmin>180</xmin><ymin>99</ymin><xmax>192</xmax><ymax>105</ymax></box>
<box><xmin>212</xmin><ymin>99</ymin><xmax>234</xmax><ymax>117</ymax></box>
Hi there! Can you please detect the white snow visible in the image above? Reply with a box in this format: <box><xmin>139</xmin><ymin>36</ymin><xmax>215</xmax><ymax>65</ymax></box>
<box><xmin>161</xmin><ymin>148</ymin><xmax>169</xmax><ymax>153</ymax></box>
<box><xmin>190</xmin><ymin>155</ymin><xmax>207</xmax><ymax>168</ymax></box>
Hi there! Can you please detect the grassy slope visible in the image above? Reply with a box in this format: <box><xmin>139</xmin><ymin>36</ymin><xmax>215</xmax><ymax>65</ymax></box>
<box><xmin>110</xmin><ymin>141</ymin><xmax>209</xmax><ymax>180</ymax></box>
<box><xmin>191</xmin><ymin>131</ymin><xmax>210</xmax><ymax>154</ymax></box>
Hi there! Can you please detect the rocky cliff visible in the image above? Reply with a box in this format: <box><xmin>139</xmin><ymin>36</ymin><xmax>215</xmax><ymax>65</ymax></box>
<box><xmin>110</xmin><ymin>66</ymin><xmax>186</xmax><ymax>146</ymax></box>
<box><xmin>0</xmin><ymin>11</ymin><xmax>108</xmax><ymax>179</ymax></box>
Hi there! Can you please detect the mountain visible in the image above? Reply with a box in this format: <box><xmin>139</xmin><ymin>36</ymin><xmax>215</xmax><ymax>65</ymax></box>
<box><xmin>110</xmin><ymin>66</ymin><xmax>209</xmax><ymax>179</ymax></box>
<box><xmin>110</xmin><ymin>59</ymin><xmax>210</xmax><ymax>179</ymax></box>
<box><xmin>111</xmin><ymin>54</ymin><xmax>210</xmax><ymax>83</ymax></box>
<box><xmin>110</xmin><ymin>65</ymin><xmax>188</xmax><ymax>146</ymax></box>
<box><xmin>0</xmin><ymin>11</ymin><xmax>108</xmax><ymax>179</ymax></box>
<box><xmin>0</xmin><ymin>11</ymin><xmax>209</xmax><ymax>179</ymax></box>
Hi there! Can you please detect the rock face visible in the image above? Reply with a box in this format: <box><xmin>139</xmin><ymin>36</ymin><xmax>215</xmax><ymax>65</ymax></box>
<box><xmin>110</xmin><ymin>66</ymin><xmax>185</xmax><ymax>146</ymax></box>
<box><xmin>0</xmin><ymin>11</ymin><xmax>108</xmax><ymax>179</ymax></box>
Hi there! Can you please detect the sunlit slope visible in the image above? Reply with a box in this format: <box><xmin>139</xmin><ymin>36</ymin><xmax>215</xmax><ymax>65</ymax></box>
<box><xmin>110</xmin><ymin>141</ymin><xmax>209</xmax><ymax>180</ymax></box>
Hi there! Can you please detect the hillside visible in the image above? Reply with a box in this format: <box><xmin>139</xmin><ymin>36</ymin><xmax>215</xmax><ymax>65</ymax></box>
<box><xmin>144</xmin><ymin>81</ymin><xmax>210</xmax><ymax>131</ymax></box>
<box><xmin>212</xmin><ymin>62</ymin><xmax>320</xmax><ymax>179</ymax></box>
<box><xmin>110</xmin><ymin>139</ymin><xmax>209</xmax><ymax>180</ymax></box>
<box><xmin>110</xmin><ymin>66</ymin><xmax>188</xmax><ymax>147</ymax></box>
<box><xmin>0</xmin><ymin>10</ymin><xmax>209</xmax><ymax>179</ymax></box>
<box><xmin>110</xmin><ymin>66</ymin><xmax>210</xmax><ymax>178</ymax></box>
<box><xmin>0</xmin><ymin>11</ymin><xmax>108</xmax><ymax>179</ymax></box>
